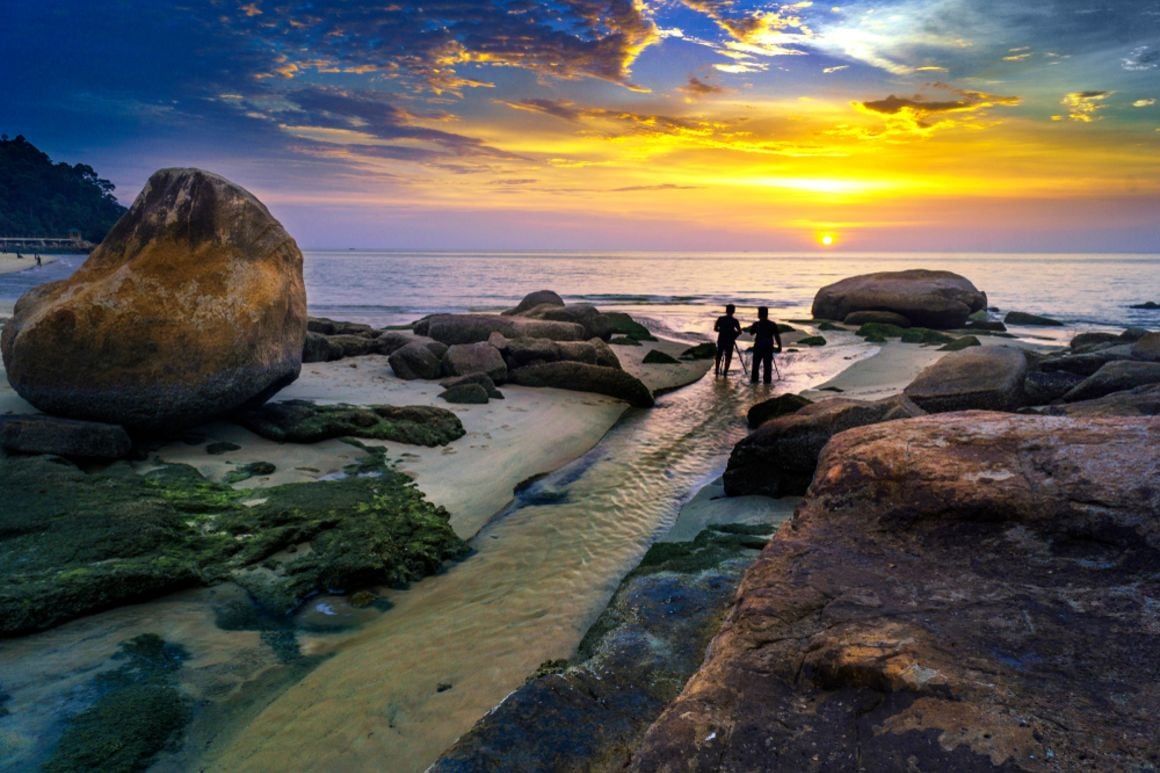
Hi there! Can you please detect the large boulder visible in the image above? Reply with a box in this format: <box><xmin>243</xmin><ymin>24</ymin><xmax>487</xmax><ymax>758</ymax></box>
<box><xmin>442</xmin><ymin>342</ymin><xmax>508</xmax><ymax>384</ymax></box>
<box><xmin>498</xmin><ymin>336</ymin><xmax>620</xmax><ymax>370</ymax></box>
<box><xmin>631</xmin><ymin>413</ymin><xmax>1160</xmax><ymax>773</ymax></box>
<box><xmin>503</xmin><ymin>290</ymin><xmax>564</xmax><ymax>316</ymax></box>
<box><xmin>746</xmin><ymin>393</ymin><xmax>812</xmax><ymax>429</ymax></box>
<box><xmin>388</xmin><ymin>341</ymin><xmax>442</xmax><ymax>380</ymax></box>
<box><xmin>1038</xmin><ymin>344</ymin><xmax>1134</xmax><ymax>376</ymax></box>
<box><xmin>903</xmin><ymin>346</ymin><xmax>1029</xmax><ymax>412</ymax></box>
<box><xmin>509</xmin><ymin>362</ymin><xmax>654</xmax><ymax>407</ymax></box>
<box><xmin>1061</xmin><ymin>360</ymin><xmax>1160</xmax><ymax>402</ymax></box>
<box><xmin>0</xmin><ymin>168</ymin><xmax>306</xmax><ymax>431</ymax></box>
<box><xmin>0</xmin><ymin>414</ymin><xmax>132</xmax><ymax>459</ymax></box>
<box><xmin>1022</xmin><ymin>369</ymin><xmax>1084</xmax><ymax>405</ymax></box>
<box><xmin>811</xmin><ymin>270</ymin><xmax>987</xmax><ymax>329</ymax></box>
<box><xmin>1004</xmin><ymin>310</ymin><xmax>1064</xmax><ymax>326</ymax></box>
<box><xmin>423</xmin><ymin>314</ymin><xmax>586</xmax><ymax>345</ymax></box>
<box><xmin>724</xmin><ymin>395</ymin><xmax>924</xmax><ymax>497</ymax></box>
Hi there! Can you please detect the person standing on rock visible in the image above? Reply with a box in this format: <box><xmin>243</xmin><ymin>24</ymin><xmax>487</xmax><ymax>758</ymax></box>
<box><xmin>745</xmin><ymin>307</ymin><xmax>782</xmax><ymax>384</ymax></box>
<box><xmin>713</xmin><ymin>304</ymin><xmax>743</xmax><ymax>377</ymax></box>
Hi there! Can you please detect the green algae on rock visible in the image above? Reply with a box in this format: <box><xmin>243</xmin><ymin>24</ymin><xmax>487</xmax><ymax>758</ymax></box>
<box><xmin>234</xmin><ymin>399</ymin><xmax>465</xmax><ymax>446</ymax></box>
<box><xmin>44</xmin><ymin>634</ymin><xmax>191</xmax><ymax>773</ymax></box>
<box><xmin>0</xmin><ymin>453</ymin><xmax>469</xmax><ymax>635</ymax></box>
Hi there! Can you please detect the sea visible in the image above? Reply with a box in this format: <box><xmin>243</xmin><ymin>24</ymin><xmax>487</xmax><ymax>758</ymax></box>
<box><xmin>4</xmin><ymin>250</ymin><xmax>1158</xmax><ymax>344</ymax></box>
<box><xmin>1</xmin><ymin>250</ymin><xmax>1158</xmax><ymax>772</ymax></box>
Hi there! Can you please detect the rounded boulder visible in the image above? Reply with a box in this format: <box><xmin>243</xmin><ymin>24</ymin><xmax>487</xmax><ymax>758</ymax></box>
<box><xmin>0</xmin><ymin>168</ymin><xmax>306</xmax><ymax>431</ymax></box>
<box><xmin>812</xmin><ymin>270</ymin><xmax>987</xmax><ymax>329</ymax></box>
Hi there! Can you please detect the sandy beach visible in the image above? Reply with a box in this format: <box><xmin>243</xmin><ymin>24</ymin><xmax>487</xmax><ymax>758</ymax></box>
<box><xmin>0</xmin><ymin>251</ymin><xmax>58</xmax><ymax>276</ymax></box>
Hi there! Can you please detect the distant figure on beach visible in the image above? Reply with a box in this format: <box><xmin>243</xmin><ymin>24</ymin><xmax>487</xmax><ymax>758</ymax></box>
<box><xmin>745</xmin><ymin>306</ymin><xmax>783</xmax><ymax>384</ymax></box>
<box><xmin>35</xmin><ymin>254</ymin><xmax>42</xmax><ymax>266</ymax></box>
<box><xmin>16</xmin><ymin>252</ymin><xmax>23</xmax><ymax>259</ymax></box>
<box><xmin>713</xmin><ymin>303</ymin><xmax>743</xmax><ymax>376</ymax></box>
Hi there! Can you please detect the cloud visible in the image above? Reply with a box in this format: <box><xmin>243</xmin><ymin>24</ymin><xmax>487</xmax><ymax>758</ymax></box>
<box><xmin>232</xmin><ymin>1</ymin><xmax>662</xmax><ymax>94</ymax></box>
<box><xmin>1052</xmin><ymin>90</ymin><xmax>1113</xmax><ymax>122</ymax></box>
<box><xmin>679</xmin><ymin>76</ymin><xmax>726</xmax><ymax>98</ymax></box>
<box><xmin>851</xmin><ymin>84</ymin><xmax>1021</xmax><ymax>136</ymax></box>
<box><xmin>677</xmin><ymin>0</ymin><xmax>813</xmax><ymax>72</ymax></box>
<box><xmin>1122</xmin><ymin>45</ymin><xmax>1159</xmax><ymax>71</ymax></box>
<box><xmin>823</xmin><ymin>64</ymin><xmax>849</xmax><ymax>73</ymax></box>
<box><xmin>1133</xmin><ymin>98</ymin><xmax>1157</xmax><ymax>107</ymax></box>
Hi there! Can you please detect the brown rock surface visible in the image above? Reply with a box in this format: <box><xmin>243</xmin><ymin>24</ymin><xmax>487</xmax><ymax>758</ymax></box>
<box><xmin>812</xmin><ymin>270</ymin><xmax>987</xmax><ymax>329</ymax></box>
<box><xmin>724</xmin><ymin>395</ymin><xmax>924</xmax><ymax>497</ymax></box>
<box><xmin>904</xmin><ymin>346</ymin><xmax>1029</xmax><ymax>412</ymax></box>
<box><xmin>0</xmin><ymin>168</ymin><xmax>306</xmax><ymax>431</ymax></box>
<box><xmin>632</xmin><ymin>413</ymin><xmax>1160</xmax><ymax>773</ymax></box>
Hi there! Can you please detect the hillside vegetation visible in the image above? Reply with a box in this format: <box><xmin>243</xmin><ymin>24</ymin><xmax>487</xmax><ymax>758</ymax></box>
<box><xmin>0</xmin><ymin>134</ymin><xmax>126</xmax><ymax>243</ymax></box>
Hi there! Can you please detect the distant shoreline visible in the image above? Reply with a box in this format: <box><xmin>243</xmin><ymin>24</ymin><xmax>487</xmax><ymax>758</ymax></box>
<box><xmin>0</xmin><ymin>251</ymin><xmax>61</xmax><ymax>276</ymax></box>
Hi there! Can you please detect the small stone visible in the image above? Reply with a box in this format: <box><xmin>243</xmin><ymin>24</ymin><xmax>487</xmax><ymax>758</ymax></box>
<box><xmin>206</xmin><ymin>442</ymin><xmax>241</xmax><ymax>455</ymax></box>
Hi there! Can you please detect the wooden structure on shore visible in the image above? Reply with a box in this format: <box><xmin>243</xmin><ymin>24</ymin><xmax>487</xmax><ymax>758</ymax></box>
<box><xmin>0</xmin><ymin>234</ymin><xmax>94</xmax><ymax>251</ymax></box>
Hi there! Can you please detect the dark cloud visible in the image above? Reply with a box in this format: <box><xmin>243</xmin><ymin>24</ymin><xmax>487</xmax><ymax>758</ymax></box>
<box><xmin>679</xmin><ymin>77</ymin><xmax>726</xmax><ymax>97</ymax></box>
<box><xmin>860</xmin><ymin>87</ymin><xmax>1020</xmax><ymax>116</ymax></box>
<box><xmin>1122</xmin><ymin>45</ymin><xmax>1159</xmax><ymax>70</ymax></box>
<box><xmin>227</xmin><ymin>0</ymin><xmax>660</xmax><ymax>92</ymax></box>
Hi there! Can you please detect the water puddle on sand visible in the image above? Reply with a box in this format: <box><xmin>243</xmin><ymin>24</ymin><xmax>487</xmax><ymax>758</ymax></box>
<box><xmin>0</xmin><ymin>341</ymin><xmax>870</xmax><ymax>772</ymax></box>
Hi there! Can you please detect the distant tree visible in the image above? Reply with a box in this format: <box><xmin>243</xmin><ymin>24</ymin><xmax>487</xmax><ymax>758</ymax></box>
<box><xmin>0</xmin><ymin>135</ymin><xmax>127</xmax><ymax>243</ymax></box>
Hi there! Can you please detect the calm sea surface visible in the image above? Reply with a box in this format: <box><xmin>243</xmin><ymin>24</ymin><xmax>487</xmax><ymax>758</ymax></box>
<box><xmin>4</xmin><ymin>251</ymin><xmax>1158</xmax><ymax>339</ymax></box>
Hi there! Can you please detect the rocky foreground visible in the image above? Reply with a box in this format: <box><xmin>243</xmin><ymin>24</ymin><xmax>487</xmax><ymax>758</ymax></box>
<box><xmin>631</xmin><ymin>413</ymin><xmax>1158</xmax><ymax>771</ymax></box>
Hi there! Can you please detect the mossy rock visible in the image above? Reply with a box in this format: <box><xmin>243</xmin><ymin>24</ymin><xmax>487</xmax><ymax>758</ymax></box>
<box><xmin>859</xmin><ymin>323</ymin><xmax>954</xmax><ymax>345</ymax></box>
<box><xmin>643</xmin><ymin>350</ymin><xmax>680</xmax><ymax>365</ymax></box>
<box><xmin>235</xmin><ymin>400</ymin><xmax>465</xmax><ymax>446</ymax></box>
<box><xmin>798</xmin><ymin>336</ymin><xmax>827</xmax><ymax>347</ymax></box>
<box><xmin>223</xmin><ymin>461</ymin><xmax>277</xmax><ymax>485</ymax></box>
<box><xmin>1005</xmin><ymin>310</ymin><xmax>1064</xmax><ymax>327</ymax></box>
<box><xmin>679</xmin><ymin>342</ymin><xmax>716</xmax><ymax>360</ymax></box>
<box><xmin>817</xmin><ymin>322</ymin><xmax>844</xmax><ymax>332</ymax></box>
<box><xmin>900</xmin><ymin>328</ymin><xmax>955</xmax><ymax>345</ymax></box>
<box><xmin>609</xmin><ymin>337</ymin><xmax>642</xmax><ymax>347</ymax></box>
<box><xmin>864</xmin><ymin>334</ymin><xmax>888</xmax><ymax>343</ymax></box>
<box><xmin>0</xmin><ymin>453</ymin><xmax>469</xmax><ymax>634</ymax></box>
<box><xmin>939</xmin><ymin>336</ymin><xmax>982</xmax><ymax>351</ymax></box>
<box><xmin>601</xmin><ymin>312</ymin><xmax>656</xmax><ymax>341</ymax></box>
<box><xmin>776</xmin><ymin>324</ymin><xmax>797</xmax><ymax>334</ymax></box>
<box><xmin>206</xmin><ymin>441</ymin><xmax>241</xmax><ymax>455</ymax></box>
<box><xmin>44</xmin><ymin>634</ymin><xmax>191</xmax><ymax>773</ymax></box>
<box><xmin>856</xmin><ymin>322</ymin><xmax>909</xmax><ymax>339</ymax></box>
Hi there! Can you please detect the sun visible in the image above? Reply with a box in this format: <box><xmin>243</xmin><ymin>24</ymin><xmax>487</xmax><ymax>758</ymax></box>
<box><xmin>818</xmin><ymin>232</ymin><xmax>837</xmax><ymax>247</ymax></box>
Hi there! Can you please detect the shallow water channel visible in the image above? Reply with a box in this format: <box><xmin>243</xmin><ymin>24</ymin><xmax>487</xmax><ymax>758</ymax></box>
<box><xmin>0</xmin><ymin>343</ymin><xmax>865</xmax><ymax>772</ymax></box>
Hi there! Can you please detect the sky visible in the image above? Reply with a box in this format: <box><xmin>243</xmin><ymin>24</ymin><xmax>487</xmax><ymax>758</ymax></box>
<box><xmin>3</xmin><ymin>0</ymin><xmax>1159</xmax><ymax>251</ymax></box>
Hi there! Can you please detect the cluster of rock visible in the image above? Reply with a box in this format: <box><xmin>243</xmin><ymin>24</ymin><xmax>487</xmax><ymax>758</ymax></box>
<box><xmin>301</xmin><ymin>291</ymin><xmax>659</xmax><ymax>407</ymax></box>
<box><xmin>646</xmin><ymin>271</ymin><xmax>1160</xmax><ymax>769</ymax></box>
<box><xmin>726</xmin><ymin>328</ymin><xmax>1160</xmax><ymax>496</ymax></box>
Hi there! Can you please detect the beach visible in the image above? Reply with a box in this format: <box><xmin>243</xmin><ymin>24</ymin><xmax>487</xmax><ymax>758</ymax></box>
<box><xmin>0</xmin><ymin>252</ymin><xmax>57</xmax><ymax>276</ymax></box>
<box><xmin>1</xmin><ymin>247</ymin><xmax>1157</xmax><ymax>772</ymax></box>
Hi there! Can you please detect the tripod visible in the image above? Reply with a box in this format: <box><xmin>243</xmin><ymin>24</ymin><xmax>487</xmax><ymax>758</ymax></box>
<box><xmin>737</xmin><ymin>341</ymin><xmax>781</xmax><ymax>382</ymax></box>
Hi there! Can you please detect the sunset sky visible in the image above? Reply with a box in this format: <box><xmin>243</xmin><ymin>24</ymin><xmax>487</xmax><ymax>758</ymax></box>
<box><xmin>3</xmin><ymin>1</ymin><xmax>1159</xmax><ymax>251</ymax></box>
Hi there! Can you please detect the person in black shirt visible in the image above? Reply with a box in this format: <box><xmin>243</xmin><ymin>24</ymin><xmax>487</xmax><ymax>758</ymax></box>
<box><xmin>745</xmin><ymin>306</ymin><xmax>782</xmax><ymax>384</ymax></box>
<box><xmin>713</xmin><ymin>304</ymin><xmax>742</xmax><ymax>376</ymax></box>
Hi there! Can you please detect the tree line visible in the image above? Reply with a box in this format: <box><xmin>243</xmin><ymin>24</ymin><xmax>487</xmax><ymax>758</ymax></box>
<box><xmin>0</xmin><ymin>134</ymin><xmax>127</xmax><ymax>244</ymax></box>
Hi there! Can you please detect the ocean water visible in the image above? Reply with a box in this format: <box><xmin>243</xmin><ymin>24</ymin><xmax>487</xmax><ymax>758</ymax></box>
<box><xmin>4</xmin><ymin>251</ymin><xmax>1158</xmax><ymax>339</ymax></box>
<box><xmin>299</xmin><ymin>250</ymin><xmax>1160</xmax><ymax>342</ymax></box>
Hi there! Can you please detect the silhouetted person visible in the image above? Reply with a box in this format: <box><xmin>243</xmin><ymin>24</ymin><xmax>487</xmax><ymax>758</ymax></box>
<box><xmin>713</xmin><ymin>303</ymin><xmax>742</xmax><ymax>376</ymax></box>
<box><xmin>35</xmin><ymin>254</ymin><xmax>42</xmax><ymax>266</ymax></box>
<box><xmin>745</xmin><ymin>306</ymin><xmax>782</xmax><ymax>384</ymax></box>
